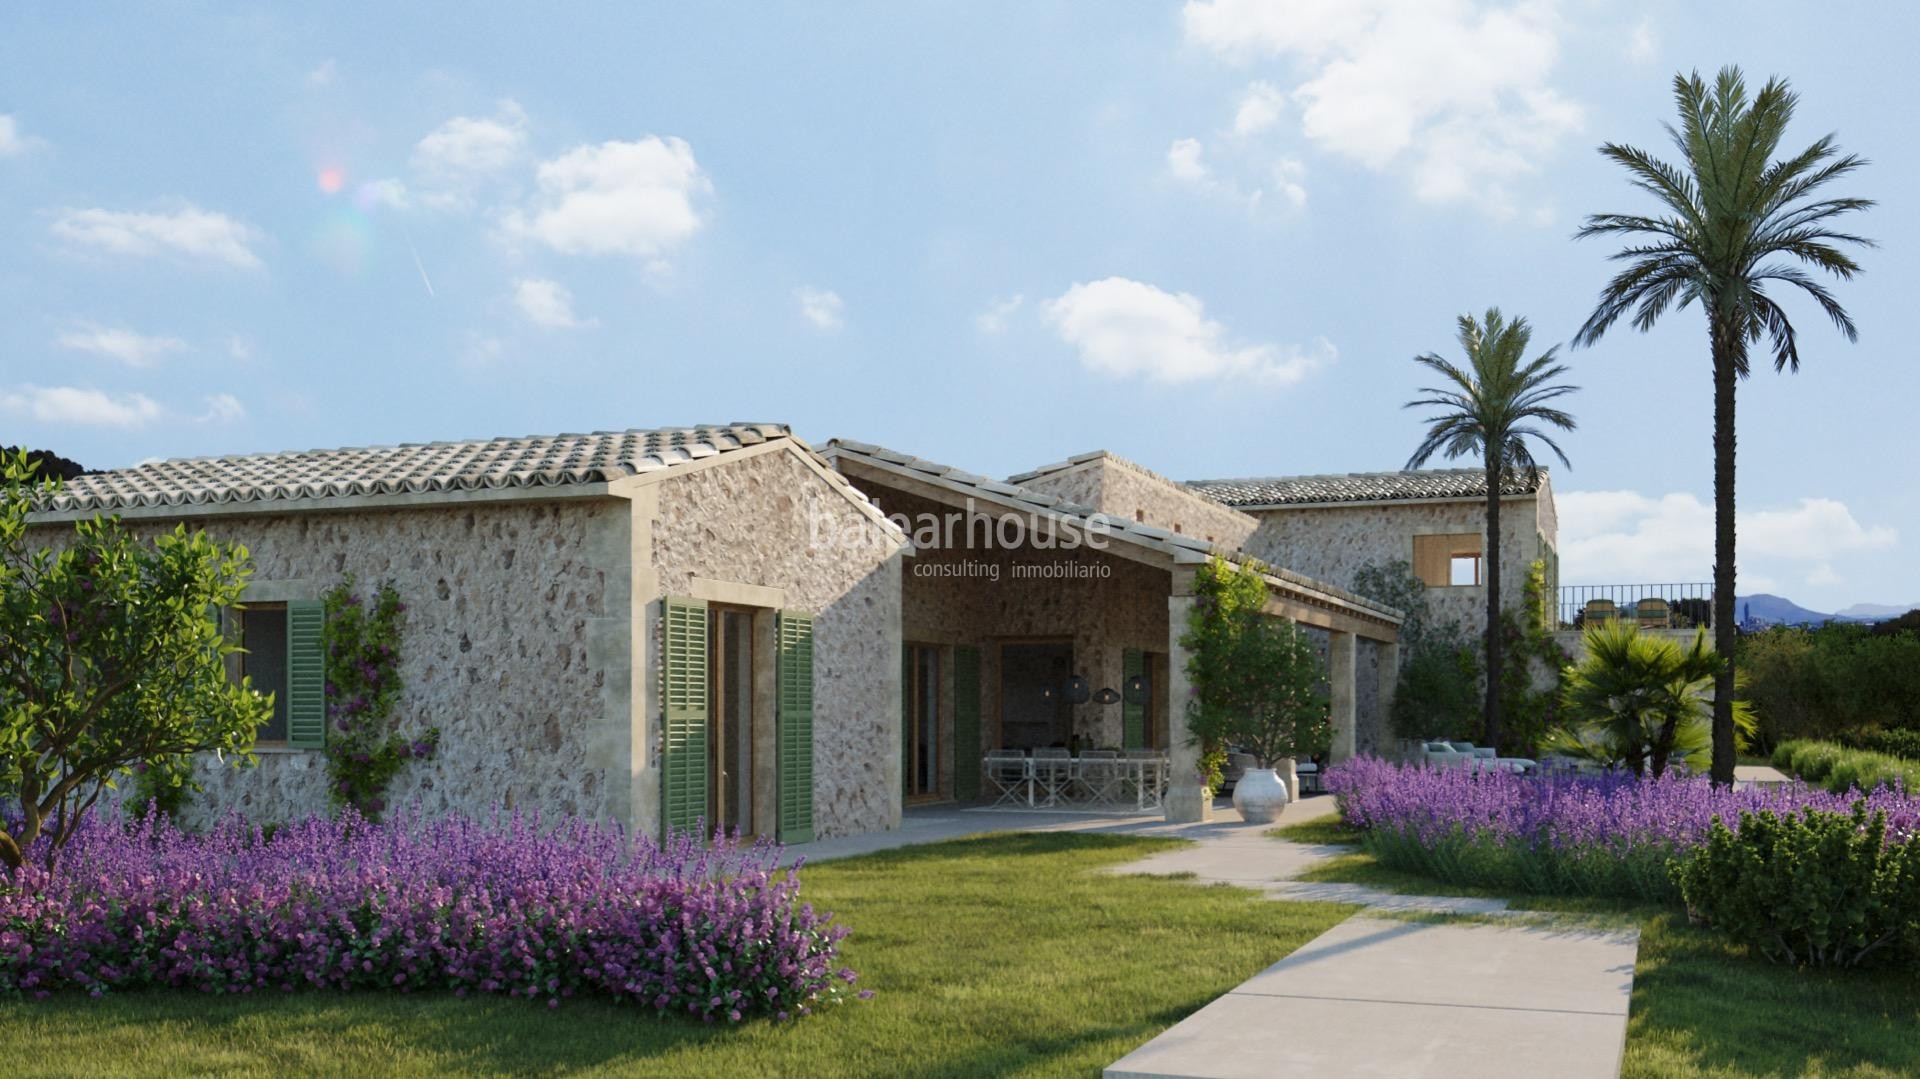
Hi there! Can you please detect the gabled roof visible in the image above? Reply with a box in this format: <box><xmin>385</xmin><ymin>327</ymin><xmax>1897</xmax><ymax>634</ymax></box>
<box><xmin>824</xmin><ymin>438</ymin><xmax>1401</xmax><ymax>625</ymax></box>
<box><xmin>1184</xmin><ymin>467</ymin><xmax>1547</xmax><ymax>509</ymax></box>
<box><xmin>1007</xmin><ymin>449</ymin><xmax>1234</xmax><ymax>505</ymax></box>
<box><xmin>39</xmin><ymin>423</ymin><xmax>792</xmax><ymax>515</ymax></box>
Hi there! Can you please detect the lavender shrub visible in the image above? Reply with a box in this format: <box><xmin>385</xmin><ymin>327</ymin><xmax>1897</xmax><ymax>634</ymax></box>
<box><xmin>1325</xmin><ymin>757</ymin><xmax>1920</xmax><ymax>902</ymax></box>
<box><xmin>0</xmin><ymin>808</ymin><xmax>857</xmax><ymax>1020</ymax></box>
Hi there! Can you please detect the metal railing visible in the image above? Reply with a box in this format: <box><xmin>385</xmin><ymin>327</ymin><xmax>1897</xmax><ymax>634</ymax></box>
<box><xmin>1558</xmin><ymin>583</ymin><xmax>1714</xmax><ymax>629</ymax></box>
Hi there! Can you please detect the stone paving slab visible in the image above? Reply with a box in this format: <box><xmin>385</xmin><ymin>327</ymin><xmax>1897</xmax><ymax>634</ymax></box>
<box><xmin>1105</xmin><ymin>915</ymin><xmax>1638</xmax><ymax>1079</ymax></box>
<box><xmin>787</xmin><ymin>793</ymin><xmax>1340</xmax><ymax>864</ymax></box>
<box><xmin>1259</xmin><ymin>880</ymin><xmax>1511</xmax><ymax>915</ymax></box>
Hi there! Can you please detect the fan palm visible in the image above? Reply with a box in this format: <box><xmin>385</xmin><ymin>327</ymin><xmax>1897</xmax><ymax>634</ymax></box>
<box><xmin>1406</xmin><ymin>309</ymin><xmax>1578</xmax><ymax>752</ymax></box>
<box><xmin>1546</xmin><ymin>621</ymin><xmax>1756</xmax><ymax>777</ymax></box>
<box><xmin>1574</xmin><ymin>67</ymin><xmax>1873</xmax><ymax>785</ymax></box>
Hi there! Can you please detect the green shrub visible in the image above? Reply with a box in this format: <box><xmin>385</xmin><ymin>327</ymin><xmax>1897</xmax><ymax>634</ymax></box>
<box><xmin>1842</xmin><ymin>728</ymin><xmax>1920</xmax><ymax>761</ymax></box>
<box><xmin>1775</xmin><ymin>739</ymin><xmax>1920</xmax><ymax>795</ymax></box>
<box><xmin>1740</xmin><ymin>624</ymin><xmax>1920</xmax><ymax>749</ymax></box>
<box><xmin>1673</xmin><ymin>803</ymin><xmax>1920</xmax><ymax>967</ymax></box>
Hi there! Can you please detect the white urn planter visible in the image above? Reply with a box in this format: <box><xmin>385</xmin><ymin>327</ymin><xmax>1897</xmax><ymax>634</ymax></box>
<box><xmin>1231</xmin><ymin>765</ymin><xmax>1291</xmax><ymax>824</ymax></box>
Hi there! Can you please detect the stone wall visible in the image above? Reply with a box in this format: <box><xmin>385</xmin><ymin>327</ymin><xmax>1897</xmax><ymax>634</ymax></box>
<box><xmin>34</xmin><ymin>498</ymin><xmax>630</xmax><ymax>830</ymax></box>
<box><xmin>1015</xmin><ymin>455</ymin><xmax>1257</xmax><ymax>551</ymax></box>
<box><xmin>648</xmin><ymin>447</ymin><xmax>902</xmax><ymax>840</ymax></box>
<box><xmin>1243</xmin><ymin>497</ymin><xmax>1545</xmax><ymax>641</ymax></box>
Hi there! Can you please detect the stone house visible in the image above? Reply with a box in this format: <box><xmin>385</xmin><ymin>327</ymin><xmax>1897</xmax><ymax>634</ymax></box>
<box><xmin>30</xmin><ymin>423</ymin><xmax>1555</xmax><ymax>840</ymax></box>
<box><xmin>31</xmin><ymin>424</ymin><xmax>907</xmax><ymax>842</ymax></box>
<box><xmin>823</xmin><ymin>442</ymin><xmax>1404</xmax><ymax>821</ymax></box>
<box><xmin>1185</xmin><ymin>468</ymin><xmax>1560</xmax><ymax>643</ymax></box>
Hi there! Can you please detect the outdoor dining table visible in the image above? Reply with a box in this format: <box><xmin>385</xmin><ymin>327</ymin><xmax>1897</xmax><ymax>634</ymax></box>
<box><xmin>981</xmin><ymin>752</ymin><xmax>1170</xmax><ymax>811</ymax></box>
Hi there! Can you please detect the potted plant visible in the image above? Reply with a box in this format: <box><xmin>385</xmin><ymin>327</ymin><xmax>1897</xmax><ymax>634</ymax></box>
<box><xmin>1183</xmin><ymin>558</ymin><xmax>1332</xmax><ymax>824</ymax></box>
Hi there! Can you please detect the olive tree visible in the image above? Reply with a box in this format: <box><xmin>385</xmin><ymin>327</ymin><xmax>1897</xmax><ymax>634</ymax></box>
<box><xmin>0</xmin><ymin>453</ymin><xmax>268</xmax><ymax>870</ymax></box>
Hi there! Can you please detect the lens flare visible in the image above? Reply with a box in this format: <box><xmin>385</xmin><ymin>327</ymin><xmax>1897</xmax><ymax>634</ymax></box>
<box><xmin>310</xmin><ymin>207</ymin><xmax>372</xmax><ymax>274</ymax></box>
<box><xmin>316</xmin><ymin>166</ymin><xmax>346</xmax><ymax>194</ymax></box>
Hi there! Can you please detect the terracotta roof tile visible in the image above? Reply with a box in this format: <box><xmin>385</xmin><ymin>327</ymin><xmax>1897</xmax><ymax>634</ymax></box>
<box><xmin>42</xmin><ymin>423</ymin><xmax>790</xmax><ymax>513</ymax></box>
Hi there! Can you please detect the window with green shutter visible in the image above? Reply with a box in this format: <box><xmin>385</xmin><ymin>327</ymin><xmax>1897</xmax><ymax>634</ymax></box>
<box><xmin>952</xmin><ymin>646</ymin><xmax>981</xmax><ymax>800</ymax></box>
<box><xmin>1122</xmin><ymin>648</ymin><xmax>1146</xmax><ymax>750</ymax></box>
<box><xmin>662</xmin><ymin>597</ymin><xmax>710</xmax><ymax>837</ymax></box>
<box><xmin>775</xmin><ymin>610</ymin><xmax>815</xmax><ymax>844</ymax></box>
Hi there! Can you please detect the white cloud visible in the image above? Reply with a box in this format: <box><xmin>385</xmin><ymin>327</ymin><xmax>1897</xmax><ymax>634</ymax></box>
<box><xmin>50</xmin><ymin>204</ymin><xmax>265</xmax><ymax>269</ymax></box>
<box><xmin>411</xmin><ymin>100</ymin><xmax>528</xmax><ymax>184</ymax></box>
<box><xmin>512</xmin><ymin>277</ymin><xmax>593</xmax><ymax>329</ymax></box>
<box><xmin>0</xmin><ymin>114</ymin><xmax>37</xmax><ymax>156</ymax></box>
<box><xmin>1269</xmin><ymin>157</ymin><xmax>1308</xmax><ymax>209</ymax></box>
<box><xmin>1558</xmin><ymin>490</ymin><xmax>1897</xmax><ymax>591</ymax></box>
<box><xmin>305</xmin><ymin>59</ymin><xmax>337</xmax><ymax>88</ymax></box>
<box><xmin>503</xmin><ymin>136</ymin><xmax>710</xmax><ymax>262</ymax></box>
<box><xmin>56</xmin><ymin>324</ymin><xmax>187</xmax><ymax>367</ymax></box>
<box><xmin>1167</xmin><ymin>137</ymin><xmax>1307</xmax><ymax>211</ymax></box>
<box><xmin>795</xmin><ymin>287</ymin><xmax>844</xmax><ymax>331</ymax></box>
<box><xmin>198</xmin><ymin>393</ymin><xmax>246</xmax><ymax>423</ymax></box>
<box><xmin>1232</xmin><ymin>80</ymin><xmax>1287</xmax><ymax>136</ymax></box>
<box><xmin>1167</xmin><ymin>137</ymin><xmax>1210</xmax><ymax>183</ymax></box>
<box><xmin>1044</xmin><ymin>277</ymin><xmax>1332</xmax><ymax>386</ymax></box>
<box><xmin>1626</xmin><ymin>18</ymin><xmax>1656</xmax><ymax>62</ymax></box>
<box><xmin>975</xmin><ymin>294</ymin><xmax>1025</xmax><ymax>335</ymax></box>
<box><xmin>1181</xmin><ymin>0</ymin><xmax>1582</xmax><ymax>213</ymax></box>
<box><xmin>226</xmin><ymin>335</ymin><xmax>256</xmax><ymax>362</ymax></box>
<box><xmin>1807</xmin><ymin>563</ymin><xmax>1842</xmax><ymax>588</ymax></box>
<box><xmin>1</xmin><ymin>385</ymin><xmax>162</xmax><ymax>427</ymax></box>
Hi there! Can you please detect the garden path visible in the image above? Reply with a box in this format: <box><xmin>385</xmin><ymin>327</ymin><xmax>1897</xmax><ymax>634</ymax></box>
<box><xmin>789</xmin><ymin>797</ymin><xmax>1640</xmax><ymax>1077</ymax></box>
<box><xmin>1103</xmin><ymin>802</ymin><xmax>1639</xmax><ymax>1078</ymax></box>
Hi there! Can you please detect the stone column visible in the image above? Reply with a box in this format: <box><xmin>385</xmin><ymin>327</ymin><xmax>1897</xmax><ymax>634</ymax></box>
<box><xmin>1376</xmin><ymin>640</ymin><xmax>1400</xmax><ymax>761</ymax></box>
<box><xmin>1163</xmin><ymin>594</ymin><xmax>1212</xmax><ymax>823</ymax></box>
<box><xmin>1329</xmin><ymin>629</ymin><xmax>1357</xmax><ymax>764</ymax></box>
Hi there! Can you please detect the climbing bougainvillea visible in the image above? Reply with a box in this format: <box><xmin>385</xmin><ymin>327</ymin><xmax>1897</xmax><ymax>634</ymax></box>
<box><xmin>323</xmin><ymin>576</ymin><xmax>437</xmax><ymax>817</ymax></box>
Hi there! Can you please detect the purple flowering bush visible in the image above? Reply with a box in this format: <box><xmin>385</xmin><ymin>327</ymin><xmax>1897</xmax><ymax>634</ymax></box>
<box><xmin>0</xmin><ymin>809</ymin><xmax>856</xmax><ymax>1020</ymax></box>
<box><xmin>1326</xmin><ymin>756</ymin><xmax>1920</xmax><ymax>902</ymax></box>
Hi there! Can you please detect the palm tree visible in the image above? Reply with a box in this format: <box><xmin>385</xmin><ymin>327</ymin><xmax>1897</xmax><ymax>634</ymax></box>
<box><xmin>1547</xmin><ymin>621</ymin><xmax>1756</xmax><ymax>778</ymax></box>
<box><xmin>1406</xmin><ymin>309</ymin><xmax>1577</xmax><ymax>752</ymax></box>
<box><xmin>1573</xmin><ymin>67</ymin><xmax>1874</xmax><ymax>786</ymax></box>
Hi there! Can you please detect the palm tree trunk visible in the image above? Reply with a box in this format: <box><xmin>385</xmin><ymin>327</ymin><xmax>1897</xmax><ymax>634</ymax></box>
<box><xmin>1484</xmin><ymin>458</ymin><xmax>1503</xmax><ymax>753</ymax></box>
<box><xmin>1710</xmin><ymin>324</ymin><xmax>1739</xmax><ymax>787</ymax></box>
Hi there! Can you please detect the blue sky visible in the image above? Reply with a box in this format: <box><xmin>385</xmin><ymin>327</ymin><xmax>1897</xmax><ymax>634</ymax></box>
<box><xmin>2</xmin><ymin>2</ymin><xmax>1914</xmax><ymax>610</ymax></box>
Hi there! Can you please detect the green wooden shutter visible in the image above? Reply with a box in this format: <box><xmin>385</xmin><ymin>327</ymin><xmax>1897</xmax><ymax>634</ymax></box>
<box><xmin>662</xmin><ymin>597</ymin><xmax>710</xmax><ymax>837</ymax></box>
<box><xmin>285</xmin><ymin>600</ymin><xmax>327</xmax><ymax>748</ymax></box>
<box><xmin>776</xmin><ymin>611</ymin><xmax>816</xmax><ymax>844</ymax></box>
<box><xmin>952</xmin><ymin>646</ymin><xmax>981</xmax><ymax>801</ymax></box>
<box><xmin>1122</xmin><ymin>648</ymin><xmax>1146</xmax><ymax>750</ymax></box>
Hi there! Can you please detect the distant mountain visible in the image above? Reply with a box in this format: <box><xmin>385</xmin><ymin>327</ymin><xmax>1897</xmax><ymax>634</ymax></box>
<box><xmin>1834</xmin><ymin>601</ymin><xmax>1920</xmax><ymax>621</ymax></box>
<box><xmin>1735</xmin><ymin>594</ymin><xmax>1918</xmax><ymax>626</ymax></box>
<box><xmin>1736</xmin><ymin>594</ymin><xmax>1841</xmax><ymax>626</ymax></box>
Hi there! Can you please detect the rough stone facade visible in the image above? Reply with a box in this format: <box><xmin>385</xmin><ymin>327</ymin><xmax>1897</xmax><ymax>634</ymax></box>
<box><xmin>1242</xmin><ymin>495</ymin><xmax>1551</xmax><ymax>641</ymax></box>
<box><xmin>1015</xmin><ymin>454</ymin><xmax>1257</xmax><ymax>551</ymax></box>
<box><xmin>37</xmin><ymin>498</ymin><xmax>630</xmax><ymax>830</ymax></box>
<box><xmin>648</xmin><ymin>448</ymin><xmax>902</xmax><ymax>840</ymax></box>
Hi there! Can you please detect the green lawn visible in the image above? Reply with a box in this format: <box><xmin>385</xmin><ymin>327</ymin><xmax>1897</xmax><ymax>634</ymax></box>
<box><xmin>0</xmin><ymin>833</ymin><xmax>1356</xmax><ymax>1078</ymax></box>
<box><xmin>1283</xmin><ymin>841</ymin><xmax>1920</xmax><ymax>1077</ymax></box>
